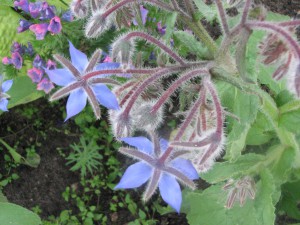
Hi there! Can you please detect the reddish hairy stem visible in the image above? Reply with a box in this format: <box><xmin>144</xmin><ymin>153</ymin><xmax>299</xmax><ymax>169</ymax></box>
<box><xmin>215</xmin><ymin>0</ymin><xmax>230</xmax><ymax>35</ymax></box>
<box><xmin>124</xmin><ymin>31</ymin><xmax>186</xmax><ymax>65</ymax></box>
<box><xmin>151</xmin><ymin>68</ymin><xmax>209</xmax><ymax>113</ymax></box>
<box><xmin>246</xmin><ymin>21</ymin><xmax>300</xmax><ymax>58</ymax></box>
<box><xmin>241</xmin><ymin>0</ymin><xmax>252</xmax><ymax>24</ymax></box>
<box><xmin>204</xmin><ymin>79</ymin><xmax>223</xmax><ymax>134</ymax></box>
<box><xmin>115</xmin><ymin>81</ymin><xmax>136</xmax><ymax>96</ymax></box>
<box><xmin>159</xmin><ymin>88</ymin><xmax>207</xmax><ymax>163</ymax></box>
<box><xmin>122</xmin><ymin>67</ymin><xmax>183</xmax><ymax>117</ymax></box>
<box><xmin>102</xmin><ymin>0</ymin><xmax>174</xmax><ymax>19</ymax></box>
<box><xmin>278</xmin><ymin>20</ymin><xmax>300</xmax><ymax>27</ymax></box>
<box><xmin>83</xmin><ymin>68</ymin><xmax>156</xmax><ymax>80</ymax></box>
<box><xmin>119</xmin><ymin>82</ymin><xmax>141</xmax><ymax>107</ymax></box>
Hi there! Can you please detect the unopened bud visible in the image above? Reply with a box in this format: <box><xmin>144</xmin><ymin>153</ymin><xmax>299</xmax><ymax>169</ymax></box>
<box><xmin>131</xmin><ymin>100</ymin><xmax>164</xmax><ymax>131</ymax></box>
<box><xmin>85</xmin><ymin>10</ymin><xmax>113</xmax><ymax>38</ymax></box>
<box><xmin>112</xmin><ymin>36</ymin><xmax>134</xmax><ymax>68</ymax></box>
<box><xmin>109</xmin><ymin>110</ymin><xmax>133</xmax><ymax>139</ymax></box>
<box><xmin>70</xmin><ymin>0</ymin><xmax>89</xmax><ymax>18</ymax></box>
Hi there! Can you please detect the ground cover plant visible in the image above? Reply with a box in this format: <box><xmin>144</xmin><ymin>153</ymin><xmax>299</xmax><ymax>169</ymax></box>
<box><xmin>1</xmin><ymin>0</ymin><xmax>300</xmax><ymax>224</ymax></box>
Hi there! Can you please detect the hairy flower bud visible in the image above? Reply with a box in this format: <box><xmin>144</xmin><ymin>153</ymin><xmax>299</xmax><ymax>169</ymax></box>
<box><xmin>131</xmin><ymin>100</ymin><xmax>164</xmax><ymax>131</ymax></box>
<box><xmin>112</xmin><ymin>36</ymin><xmax>134</xmax><ymax>69</ymax></box>
<box><xmin>109</xmin><ymin>109</ymin><xmax>133</xmax><ymax>139</ymax></box>
<box><xmin>85</xmin><ymin>10</ymin><xmax>113</xmax><ymax>38</ymax></box>
<box><xmin>70</xmin><ymin>0</ymin><xmax>89</xmax><ymax>18</ymax></box>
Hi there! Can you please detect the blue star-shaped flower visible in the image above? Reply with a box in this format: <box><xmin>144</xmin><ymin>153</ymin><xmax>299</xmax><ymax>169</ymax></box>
<box><xmin>45</xmin><ymin>41</ymin><xmax>121</xmax><ymax>120</ymax></box>
<box><xmin>114</xmin><ymin>135</ymin><xmax>198</xmax><ymax>213</ymax></box>
<box><xmin>0</xmin><ymin>75</ymin><xmax>13</xmax><ymax>112</ymax></box>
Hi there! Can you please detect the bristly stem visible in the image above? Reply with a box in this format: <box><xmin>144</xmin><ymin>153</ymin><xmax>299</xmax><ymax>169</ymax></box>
<box><xmin>83</xmin><ymin>68</ymin><xmax>156</xmax><ymax>80</ymax></box>
<box><xmin>246</xmin><ymin>21</ymin><xmax>300</xmax><ymax>58</ymax></box>
<box><xmin>151</xmin><ymin>68</ymin><xmax>209</xmax><ymax>114</ymax></box>
<box><xmin>241</xmin><ymin>0</ymin><xmax>252</xmax><ymax>24</ymax></box>
<box><xmin>123</xmin><ymin>31</ymin><xmax>186</xmax><ymax>66</ymax></box>
<box><xmin>170</xmin><ymin>0</ymin><xmax>192</xmax><ymax>19</ymax></box>
<box><xmin>278</xmin><ymin>20</ymin><xmax>300</xmax><ymax>27</ymax></box>
<box><xmin>102</xmin><ymin>0</ymin><xmax>174</xmax><ymax>19</ymax></box>
<box><xmin>215</xmin><ymin>0</ymin><xmax>230</xmax><ymax>35</ymax></box>
<box><xmin>159</xmin><ymin>88</ymin><xmax>207</xmax><ymax>163</ymax></box>
<box><xmin>204</xmin><ymin>78</ymin><xmax>223</xmax><ymax>134</ymax></box>
<box><xmin>122</xmin><ymin>67</ymin><xmax>183</xmax><ymax>117</ymax></box>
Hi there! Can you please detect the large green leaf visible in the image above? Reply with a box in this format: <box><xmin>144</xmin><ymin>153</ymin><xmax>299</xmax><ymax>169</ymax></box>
<box><xmin>183</xmin><ymin>170</ymin><xmax>277</xmax><ymax>225</ymax></box>
<box><xmin>7</xmin><ymin>76</ymin><xmax>43</xmax><ymax>109</ymax></box>
<box><xmin>183</xmin><ymin>184</ymin><xmax>260</xmax><ymax>225</ymax></box>
<box><xmin>201</xmin><ymin>153</ymin><xmax>265</xmax><ymax>184</ymax></box>
<box><xmin>254</xmin><ymin>170</ymin><xmax>276</xmax><ymax>225</ymax></box>
<box><xmin>0</xmin><ymin>202</ymin><xmax>41</xmax><ymax>225</ymax></box>
<box><xmin>277</xmin><ymin>180</ymin><xmax>300</xmax><ymax>220</ymax></box>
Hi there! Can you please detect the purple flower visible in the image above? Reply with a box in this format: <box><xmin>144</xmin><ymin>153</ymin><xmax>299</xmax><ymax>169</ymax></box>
<box><xmin>0</xmin><ymin>75</ymin><xmax>13</xmax><ymax>112</ymax></box>
<box><xmin>37</xmin><ymin>78</ymin><xmax>54</xmax><ymax>94</ymax></box>
<box><xmin>114</xmin><ymin>136</ymin><xmax>198</xmax><ymax>213</ymax></box>
<box><xmin>62</xmin><ymin>10</ymin><xmax>73</xmax><ymax>22</ymax></box>
<box><xmin>140</xmin><ymin>5</ymin><xmax>149</xmax><ymax>25</ymax></box>
<box><xmin>2</xmin><ymin>57</ymin><xmax>12</xmax><ymax>65</ymax></box>
<box><xmin>11</xmin><ymin>42</ymin><xmax>24</xmax><ymax>55</ymax></box>
<box><xmin>11</xmin><ymin>52</ymin><xmax>23</xmax><ymax>69</ymax></box>
<box><xmin>33</xmin><ymin>54</ymin><xmax>45</xmax><ymax>68</ymax></box>
<box><xmin>157</xmin><ymin>22</ymin><xmax>166</xmax><ymax>35</ymax></box>
<box><xmin>29</xmin><ymin>2</ymin><xmax>42</xmax><ymax>18</ymax></box>
<box><xmin>46</xmin><ymin>41</ymin><xmax>121</xmax><ymax>120</ymax></box>
<box><xmin>39</xmin><ymin>2</ymin><xmax>55</xmax><ymax>20</ymax></box>
<box><xmin>14</xmin><ymin>0</ymin><xmax>29</xmax><ymax>13</ymax></box>
<box><xmin>27</xmin><ymin>68</ymin><xmax>43</xmax><ymax>83</ymax></box>
<box><xmin>46</xmin><ymin>59</ymin><xmax>56</xmax><ymax>70</ymax></box>
<box><xmin>24</xmin><ymin>42</ymin><xmax>34</xmax><ymax>56</ymax></box>
<box><xmin>17</xmin><ymin>19</ymin><xmax>32</xmax><ymax>33</ymax></box>
<box><xmin>48</xmin><ymin>16</ymin><xmax>62</xmax><ymax>34</ymax></box>
<box><xmin>132</xmin><ymin>5</ymin><xmax>149</xmax><ymax>26</ymax></box>
<box><xmin>29</xmin><ymin>23</ymin><xmax>49</xmax><ymax>40</ymax></box>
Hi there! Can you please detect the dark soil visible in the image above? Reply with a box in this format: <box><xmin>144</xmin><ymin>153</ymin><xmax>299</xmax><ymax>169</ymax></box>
<box><xmin>0</xmin><ymin>99</ymin><xmax>190</xmax><ymax>224</ymax></box>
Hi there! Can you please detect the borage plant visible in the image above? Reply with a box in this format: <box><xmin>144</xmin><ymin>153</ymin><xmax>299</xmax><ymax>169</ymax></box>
<box><xmin>3</xmin><ymin>0</ymin><xmax>300</xmax><ymax>224</ymax></box>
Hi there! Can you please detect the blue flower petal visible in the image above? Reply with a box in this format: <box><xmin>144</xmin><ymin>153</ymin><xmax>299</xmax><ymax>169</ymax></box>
<box><xmin>45</xmin><ymin>68</ymin><xmax>76</xmax><ymax>86</ymax></box>
<box><xmin>65</xmin><ymin>88</ymin><xmax>87</xmax><ymax>121</ymax></box>
<box><xmin>160</xmin><ymin>138</ymin><xmax>169</xmax><ymax>153</ymax></box>
<box><xmin>95</xmin><ymin>62</ymin><xmax>120</xmax><ymax>71</ymax></box>
<box><xmin>171</xmin><ymin>158</ymin><xmax>199</xmax><ymax>180</ymax></box>
<box><xmin>0</xmin><ymin>98</ymin><xmax>9</xmax><ymax>111</ymax></box>
<box><xmin>121</xmin><ymin>137</ymin><xmax>154</xmax><ymax>155</ymax></box>
<box><xmin>68</xmin><ymin>41</ymin><xmax>88</xmax><ymax>72</ymax></box>
<box><xmin>114</xmin><ymin>162</ymin><xmax>152</xmax><ymax>189</ymax></box>
<box><xmin>159</xmin><ymin>174</ymin><xmax>182</xmax><ymax>213</ymax></box>
<box><xmin>92</xmin><ymin>84</ymin><xmax>119</xmax><ymax>110</ymax></box>
<box><xmin>1</xmin><ymin>80</ymin><xmax>13</xmax><ymax>93</ymax></box>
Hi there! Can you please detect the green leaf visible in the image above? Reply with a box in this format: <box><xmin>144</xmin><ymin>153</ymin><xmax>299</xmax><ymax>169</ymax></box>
<box><xmin>0</xmin><ymin>191</ymin><xmax>8</xmax><ymax>203</ymax></box>
<box><xmin>201</xmin><ymin>153</ymin><xmax>265</xmax><ymax>184</ymax></box>
<box><xmin>173</xmin><ymin>31</ymin><xmax>209</xmax><ymax>59</ymax></box>
<box><xmin>0</xmin><ymin>202</ymin><xmax>41</xmax><ymax>225</ymax></box>
<box><xmin>254</xmin><ymin>170</ymin><xmax>276</xmax><ymax>225</ymax></box>
<box><xmin>277</xmin><ymin>180</ymin><xmax>300</xmax><ymax>220</ymax></box>
<box><xmin>183</xmin><ymin>185</ymin><xmax>260</xmax><ymax>225</ymax></box>
<box><xmin>279</xmin><ymin>109</ymin><xmax>300</xmax><ymax>134</ymax></box>
<box><xmin>7</xmin><ymin>76</ymin><xmax>43</xmax><ymax>109</ymax></box>
<box><xmin>246</xmin><ymin>111</ymin><xmax>274</xmax><ymax>145</ymax></box>
<box><xmin>193</xmin><ymin>0</ymin><xmax>218</xmax><ymax>23</ymax></box>
<box><xmin>163</xmin><ymin>12</ymin><xmax>177</xmax><ymax>43</ymax></box>
<box><xmin>226</xmin><ymin>124</ymin><xmax>250</xmax><ymax>160</ymax></box>
<box><xmin>270</xmin><ymin>147</ymin><xmax>296</xmax><ymax>185</ymax></box>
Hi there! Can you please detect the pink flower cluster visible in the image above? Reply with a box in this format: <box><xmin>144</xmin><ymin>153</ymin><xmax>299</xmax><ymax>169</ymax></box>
<box><xmin>14</xmin><ymin>0</ymin><xmax>73</xmax><ymax>40</ymax></box>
